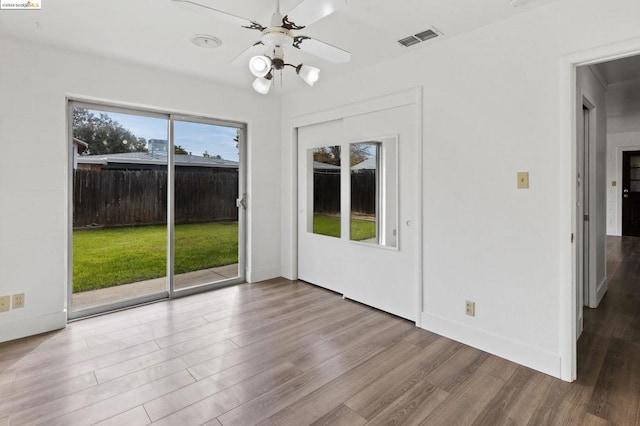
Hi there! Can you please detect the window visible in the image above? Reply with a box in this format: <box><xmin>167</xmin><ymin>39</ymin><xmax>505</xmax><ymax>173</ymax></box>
<box><xmin>350</xmin><ymin>136</ymin><xmax>398</xmax><ymax>248</ymax></box>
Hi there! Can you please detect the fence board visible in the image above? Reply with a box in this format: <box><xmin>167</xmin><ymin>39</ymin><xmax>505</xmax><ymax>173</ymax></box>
<box><xmin>313</xmin><ymin>171</ymin><xmax>375</xmax><ymax>215</ymax></box>
<box><xmin>73</xmin><ymin>169</ymin><xmax>238</xmax><ymax>228</ymax></box>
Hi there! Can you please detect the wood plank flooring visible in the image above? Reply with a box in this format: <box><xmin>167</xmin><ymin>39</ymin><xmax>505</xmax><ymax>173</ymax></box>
<box><xmin>1</xmin><ymin>236</ymin><xmax>639</xmax><ymax>425</ymax></box>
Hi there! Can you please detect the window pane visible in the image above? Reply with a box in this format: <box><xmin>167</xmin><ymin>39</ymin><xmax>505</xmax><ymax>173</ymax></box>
<box><xmin>173</xmin><ymin>120</ymin><xmax>240</xmax><ymax>290</ymax></box>
<box><xmin>312</xmin><ymin>146</ymin><xmax>341</xmax><ymax>237</ymax></box>
<box><xmin>350</xmin><ymin>143</ymin><xmax>378</xmax><ymax>244</ymax></box>
<box><xmin>72</xmin><ymin>107</ymin><xmax>168</xmax><ymax>313</ymax></box>
<box><xmin>349</xmin><ymin>136</ymin><xmax>398</xmax><ymax>248</ymax></box>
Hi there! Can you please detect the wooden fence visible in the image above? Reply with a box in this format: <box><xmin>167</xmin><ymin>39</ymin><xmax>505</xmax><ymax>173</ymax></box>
<box><xmin>350</xmin><ymin>170</ymin><xmax>376</xmax><ymax>215</ymax></box>
<box><xmin>313</xmin><ymin>170</ymin><xmax>375</xmax><ymax>215</ymax></box>
<box><xmin>73</xmin><ymin>169</ymin><xmax>238</xmax><ymax>228</ymax></box>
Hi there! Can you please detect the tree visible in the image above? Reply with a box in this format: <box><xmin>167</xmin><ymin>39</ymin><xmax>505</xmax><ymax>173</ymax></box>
<box><xmin>73</xmin><ymin>108</ymin><xmax>148</xmax><ymax>155</ymax></box>
<box><xmin>175</xmin><ymin>145</ymin><xmax>188</xmax><ymax>155</ymax></box>
<box><xmin>313</xmin><ymin>146</ymin><xmax>340</xmax><ymax>166</ymax></box>
<box><xmin>234</xmin><ymin>129</ymin><xmax>240</xmax><ymax>150</ymax></box>
<box><xmin>312</xmin><ymin>145</ymin><xmax>370</xmax><ymax>166</ymax></box>
<box><xmin>349</xmin><ymin>144</ymin><xmax>371</xmax><ymax>166</ymax></box>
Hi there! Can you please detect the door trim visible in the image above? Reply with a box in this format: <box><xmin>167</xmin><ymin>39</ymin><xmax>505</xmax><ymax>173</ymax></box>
<box><xmin>560</xmin><ymin>37</ymin><xmax>640</xmax><ymax>382</ymax></box>
<box><xmin>289</xmin><ymin>87</ymin><xmax>423</xmax><ymax>326</ymax></box>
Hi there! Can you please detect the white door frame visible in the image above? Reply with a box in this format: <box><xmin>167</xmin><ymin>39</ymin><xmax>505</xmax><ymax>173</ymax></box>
<box><xmin>288</xmin><ymin>88</ymin><xmax>423</xmax><ymax>326</ymax></box>
<box><xmin>560</xmin><ymin>37</ymin><xmax>640</xmax><ymax>381</ymax></box>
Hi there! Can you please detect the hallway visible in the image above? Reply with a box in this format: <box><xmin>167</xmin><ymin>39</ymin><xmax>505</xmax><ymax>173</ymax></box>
<box><xmin>575</xmin><ymin>236</ymin><xmax>640</xmax><ymax>424</ymax></box>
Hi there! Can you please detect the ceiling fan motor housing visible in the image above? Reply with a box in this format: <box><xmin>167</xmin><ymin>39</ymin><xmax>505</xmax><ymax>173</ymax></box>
<box><xmin>262</xmin><ymin>27</ymin><xmax>294</xmax><ymax>48</ymax></box>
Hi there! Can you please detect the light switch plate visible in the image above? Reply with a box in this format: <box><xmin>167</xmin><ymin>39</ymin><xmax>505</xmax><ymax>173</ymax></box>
<box><xmin>517</xmin><ymin>172</ymin><xmax>529</xmax><ymax>189</ymax></box>
<box><xmin>0</xmin><ymin>296</ymin><xmax>10</xmax><ymax>313</ymax></box>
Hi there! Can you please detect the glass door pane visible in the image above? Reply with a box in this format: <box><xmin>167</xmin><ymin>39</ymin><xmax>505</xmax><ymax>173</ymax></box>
<box><xmin>311</xmin><ymin>145</ymin><xmax>341</xmax><ymax>237</ymax></box>
<box><xmin>172</xmin><ymin>120</ymin><xmax>241</xmax><ymax>291</ymax></box>
<box><xmin>70</xmin><ymin>105</ymin><xmax>169</xmax><ymax>318</ymax></box>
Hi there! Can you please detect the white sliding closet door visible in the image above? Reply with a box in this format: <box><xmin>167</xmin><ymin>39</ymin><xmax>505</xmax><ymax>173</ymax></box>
<box><xmin>298</xmin><ymin>102</ymin><xmax>420</xmax><ymax>321</ymax></box>
<box><xmin>298</xmin><ymin>119</ymin><xmax>346</xmax><ymax>294</ymax></box>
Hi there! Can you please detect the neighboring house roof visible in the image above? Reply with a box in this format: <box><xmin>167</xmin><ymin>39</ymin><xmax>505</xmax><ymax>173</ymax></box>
<box><xmin>351</xmin><ymin>157</ymin><xmax>377</xmax><ymax>170</ymax></box>
<box><xmin>73</xmin><ymin>138</ymin><xmax>89</xmax><ymax>154</ymax></box>
<box><xmin>77</xmin><ymin>152</ymin><xmax>239</xmax><ymax>168</ymax></box>
<box><xmin>72</xmin><ymin>138</ymin><xmax>89</xmax><ymax>148</ymax></box>
<box><xmin>313</xmin><ymin>161</ymin><xmax>341</xmax><ymax>170</ymax></box>
<box><xmin>313</xmin><ymin>159</ymin><xmax>377</xmax><ymax>171</ymax></box>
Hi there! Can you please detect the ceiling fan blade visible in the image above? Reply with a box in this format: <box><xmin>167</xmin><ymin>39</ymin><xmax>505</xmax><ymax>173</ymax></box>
<box><xmin>293</xmin><ymin>36</ymin><xmax>351</xmax><ymax>64</ymax></box>
<box><xmin>172</xmin><ymin>0</ymin><xmax>265</xmax><ymax>31</ymax></box>
<box><xmin>231</xmin><ymin>42</ymin><xmax>265</xmax><ymax>66</ymax></box>
<box><xmin>286</xmin><ymin>0</ymin><xmax>346</xmax><ymax>27</ymax></box>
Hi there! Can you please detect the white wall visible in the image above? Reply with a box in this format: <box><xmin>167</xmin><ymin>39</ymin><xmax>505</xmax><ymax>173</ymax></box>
<box><xmin>0</xmin><ymin>37</ymin><xmax>281</xmax><ymax>343</ymax></box>
<box><xmin>280</xmin><ymin>0</ymin><xmax>640</xmax><ymax>379</ymax></box>
<box><xmin>608</xmin><ymin>79</ymin><xmax>640</xmax><ymax>134</ymax></box>
<box><xmin>576</xmin><ymin>66</ymin><xmax>607</xmax><ymax>307</ymax></box>
<box><xmin>606</xmin><ymin>79</ymin><xmax>640</xmax><ymax>236</ymax></box>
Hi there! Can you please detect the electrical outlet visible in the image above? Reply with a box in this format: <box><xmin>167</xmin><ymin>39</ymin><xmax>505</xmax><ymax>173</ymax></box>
<box><xmin>465</xmin><ymin>300</ymin><xmax>475</xmax><ymax>317</ymax></box>
<box><xmin>0</xmin><ymin>296</ymin><xmax>10</xmax><ymax>313</ymax></box>
<box><xmin>12</xmin><ymin>293</ymin><xmax>25</xmax><ymax>309</ymax></box>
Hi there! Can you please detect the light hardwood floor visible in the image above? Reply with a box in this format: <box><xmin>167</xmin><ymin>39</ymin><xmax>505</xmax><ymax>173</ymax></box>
<box><xmin>1</xmin><ymin>237</ymin><xmax>639</xmax><ymax>425</ymax></box>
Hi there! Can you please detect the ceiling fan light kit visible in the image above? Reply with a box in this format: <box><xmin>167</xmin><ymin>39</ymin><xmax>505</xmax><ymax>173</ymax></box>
<box><xmin>296</xmin><ymin>64</ymin><xmax>320</xmax><ymax>86</ymax></box>
<box><xmin>249</xmin><ymin>55</ymin><xmax>272</xmax><ymax>78</ymax></box>
<box><xmin>252</xmin><ymin>75</ymin><xmax>274</xmax><ymax>95</ymax></box>
<box><xmin>173</xmin><ymin>0</ymin><xmax>351</xmax><ymax>94</ymax></box>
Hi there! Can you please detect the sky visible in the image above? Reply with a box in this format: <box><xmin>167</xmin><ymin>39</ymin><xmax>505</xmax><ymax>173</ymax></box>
<box><xmin>96</xmin><ymin>110</ymin><xmax>240</xmax><ymax>161</ymax></box>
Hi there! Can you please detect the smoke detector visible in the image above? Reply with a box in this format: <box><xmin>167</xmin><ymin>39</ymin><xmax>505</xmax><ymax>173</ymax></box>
<box><xmin>510</xmin><ymin>0</ymin><xmax>529</xmax><ymax>7</ymax></box>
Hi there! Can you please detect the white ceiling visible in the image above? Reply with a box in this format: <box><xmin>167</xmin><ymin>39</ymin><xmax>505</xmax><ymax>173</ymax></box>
<box><xmin>594</xmin><ymin>55</ymin><xmax>640</xmax><ymax>85</ymax></box>
<box><xmin>0</xmin><ymin>0</ymin><xmax>559</xmax><ymax>93</ymax></box>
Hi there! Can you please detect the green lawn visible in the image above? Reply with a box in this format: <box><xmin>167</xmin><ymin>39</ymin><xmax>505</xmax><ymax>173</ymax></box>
<box><xmin>73</xmin><ymin>222</ymin><xmax>238</xmax><ymax>293</ymax></box>
<box><xmin>313</xmin><ymin>214</ymin><xmax>376</xmax><ymax>241</ymax></box>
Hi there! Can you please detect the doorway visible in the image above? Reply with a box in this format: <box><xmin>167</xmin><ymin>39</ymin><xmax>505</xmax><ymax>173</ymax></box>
<box><xmin>68</xmin><ymin>100</ymin><xmax>246</xmax><ymax>319</ymax></box>
<box><xmin>621</xmin><ymin>150</ymin><xmax>640</xmax><ymax>236</ymax></box>
<box><xmin>565</xmin><ymin>49</ymin><xmax>640</xmax><ymax>381</ymax></box>
<box><xmin>576</xmin><ymin>102</ymin><xmax>593</xmax><ymax>337</ymax></box>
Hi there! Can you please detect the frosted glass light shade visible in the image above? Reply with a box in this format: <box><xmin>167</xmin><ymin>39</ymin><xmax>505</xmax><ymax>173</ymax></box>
<box><xmin>252</xmin><ymin>77</ymin><xmax>273</xmax><ymax>94</ymax></box>
<box><xmin>249</xmin><ymin>55</ymin><xmax>272</xmax><ymax>77</ymax></box>
<box><xmin>297</xmin><ymin>65</ymin><xmax>320</xmax><ymax>86</ymax></box>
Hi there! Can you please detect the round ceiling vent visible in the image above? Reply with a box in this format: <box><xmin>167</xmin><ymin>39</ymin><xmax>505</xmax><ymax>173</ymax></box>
<box><xmin>191</xmin><ymin>34</ymin><xmax>222</xmax><ymax>49</ymax></box>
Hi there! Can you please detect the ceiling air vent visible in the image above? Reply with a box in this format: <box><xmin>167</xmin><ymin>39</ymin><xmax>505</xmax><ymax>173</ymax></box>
<box><xmin>398</xmin><ymin>28</ymin><xmax>441</xmax><ymax>48</ymax></box>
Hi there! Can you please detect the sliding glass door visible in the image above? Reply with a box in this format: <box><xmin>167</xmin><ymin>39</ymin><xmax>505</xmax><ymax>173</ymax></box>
<box><xmin>171</xmin><ymin>118</ymin><xmax>243</xmax><ymax>294</ymax></box>
<box><xmin>69</xmin><ymin>101</ymin><xmax>245</xmax><ymax>319</ymax></box>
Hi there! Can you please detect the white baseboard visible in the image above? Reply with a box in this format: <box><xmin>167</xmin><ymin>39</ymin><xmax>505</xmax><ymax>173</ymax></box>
<box><xmin>421</xmin><ymin>312</ymin><xmax>561</xmax><ymax>379</ymax></box>
<box><xmin>247</xmin><ymin>266</ymin><xmax>280</xmax><ymax>283</ymax></box>
<box><xmin>0</xmin><ymin>310</ymin><xmax>67</xmax><ymax>344</ymax></box>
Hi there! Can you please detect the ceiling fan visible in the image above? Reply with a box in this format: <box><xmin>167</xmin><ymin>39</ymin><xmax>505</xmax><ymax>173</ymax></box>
<box><xmin>173</xmin><ymin>0</ymin><xmax>351</xmax><ymax>94</ymax></box>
